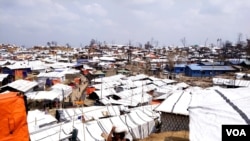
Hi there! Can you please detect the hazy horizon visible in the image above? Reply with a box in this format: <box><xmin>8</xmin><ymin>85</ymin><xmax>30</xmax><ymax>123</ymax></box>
<box><xmin>1</xmin><ymin>0</ymin><xmax>250</xmax><ymax>47</ymax></box>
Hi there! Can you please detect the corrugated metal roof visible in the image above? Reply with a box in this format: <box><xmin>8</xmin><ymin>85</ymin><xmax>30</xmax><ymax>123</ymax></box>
<box><xmin>188</xmin><ymin>64</ymin><xmax>235</xmax><ymax>71</ymax></box>
<box><xmin>174</xmin><ymin>64</ymin><xmax>186</xmax><ymax>67</ymax></box>
<box><xmin>201</xmin><ymin>62</ymin><xmax>224</xmax><ymax>66</ymax></box>
<box><xmin>6</xmin><ymin>79</ymin><xmax>38</xmax><ymax>93</ymax></box>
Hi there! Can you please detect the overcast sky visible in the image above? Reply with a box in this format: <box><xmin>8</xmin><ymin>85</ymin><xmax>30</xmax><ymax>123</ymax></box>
<box><xmin>0</xmin><ymin>0</ymin><xmax>250</xmax><ymax>47</ymax></box>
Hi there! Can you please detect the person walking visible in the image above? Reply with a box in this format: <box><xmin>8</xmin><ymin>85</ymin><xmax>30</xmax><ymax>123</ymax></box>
<box><xmin>101</xmin><ymin>126</ymin><xmax>130</xmax><ymax>141</ymax></box>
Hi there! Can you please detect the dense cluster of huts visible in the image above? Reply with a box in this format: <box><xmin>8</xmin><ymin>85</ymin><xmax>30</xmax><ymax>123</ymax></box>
<box><xmin>0</xmin><ymin>43</ymin><xmax>250</xmax><ymax>141</ymax></box>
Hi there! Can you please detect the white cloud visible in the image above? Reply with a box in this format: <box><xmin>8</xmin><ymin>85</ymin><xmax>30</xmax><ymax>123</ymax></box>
<box><xmin>130</xmin><ymin>0</ymin><xmax>156</xmax><ymax>5</ymax></box>
<box><xmin>209</xmin><ymin>0</ymin><xmax>250</xmax><ymax>14</ymax></box>
<box><xmin>14</xmin><ymin>0</ymin><xmax>36</xmax><ymax>7</ymax></box>
<box><xmin>102</xmin><ymin>19</ymin><xmax>117</xmax><ymax>26</ymax></box>
<box><xmin>0</xmin><ymin>0</ymin><xmax>250</xmax><ymax>47</ymax></box>
<box><xmin>129</xmin><ymin>0</ymin><xmax>174</xmax><ymax>5</ymax></box>
<box><xmin>131</xmin><ymin>10</ymin><xmax>155</xmax><ymax>21</ymax></box>
<box><xmin>79</xmin><ymin>3</ymin><xmax>107</xmax><ymax>17</ymax></box>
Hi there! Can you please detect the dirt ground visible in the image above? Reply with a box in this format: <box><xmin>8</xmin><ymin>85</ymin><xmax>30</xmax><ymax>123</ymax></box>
<box><xmin>137</xmin><ymin>131</ymin><xmax>189</xmax><ymax>141</ymax></box>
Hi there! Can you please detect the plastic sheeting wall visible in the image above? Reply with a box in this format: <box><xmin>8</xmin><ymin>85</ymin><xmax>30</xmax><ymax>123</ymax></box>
<box><xmin>160</xmin><ymin>113</ymin><xmax>189</xmax><ymax>132</ymax></box>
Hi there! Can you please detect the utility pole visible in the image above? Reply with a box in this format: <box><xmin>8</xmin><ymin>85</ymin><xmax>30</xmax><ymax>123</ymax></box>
<box><xmin>204</xmin><ymin>38</ymin><xmax>208</xmax><ymax>47</ymax></box>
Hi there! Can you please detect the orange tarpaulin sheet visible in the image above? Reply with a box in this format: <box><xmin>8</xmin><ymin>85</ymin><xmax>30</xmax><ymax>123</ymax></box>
<box><xmin>86</xmin><ymin>87</ymin><xmax>95</xmax><ymax>95</ymax></box>
<box><xmin>52</xmin><ymin>79</ymin><xmax>61</xmax><ymax>85</ymax></box>
<box><xmin>150</xmin><ymin>100</ymin><xmax>162</xmax><ymax>105</ymax></box>
<box><xmin>75</xmin><ymin>100</ymin><xmax>84</xmax><ymax>105</ymax></box>
<box><xmin>0</xmin><ymin>92</ymin><xmax>29</xmax><ymax>141</ymax></box>
<box><xmin>15</xmin><ymin>69</ymin><xmax>23</xmax><ymax>80</ymax></box>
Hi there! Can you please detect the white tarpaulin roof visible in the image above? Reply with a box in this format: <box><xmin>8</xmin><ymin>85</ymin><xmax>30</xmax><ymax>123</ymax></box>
<box><xmin>126</xmin><ymin>74</ymin><xmax>148</xmax><ymax>81</ymax></box>
<box><xmin>62</xmin><ymin>106</ymin><xmax>121</xmax><ymax>121</ymax></box>
<box><xmin>73</xmin><ymin>121</ymin><xmax>97</xmax><ymax>141</ymax></box>
<box><xmin>127</xmin><ymin>111</ymin><xmax>155</xmax><ymax>139</ymax></box>
<box><xmin>189</xmin><ymin>87</ymin><xmax>250</xmax><ymax>141</ymax></box>
<box><xmin>119</xmin><ymin>114</ymin><xmax>141</xmax><ymax>139</ymax></box>
<box><xmin>29</xmin><ymin>122</ymin><xmax>72</xmax><ymax>141</ymax></box>
<box><xmin>131</xmin><ymin>105</ymin><xmax>161</xmax><ymax>119</ymax></box>
<box><xmin>29</xmin><ymin>107</ymin><xmax>158</xmax><ymax>141</ymax></box>
<box><xmin>37</xmin><ymin>72</ymin><xmax>64</xmax><ymax>78</ymax></box>
<box><xmin>26</xmin><ymin>91</ymin><xmax>61</xmax><ymax>100</ymax></box>
<box><xmin>0</xmin><ymin>73</ymin><xmax>8</xmax><ymax>82</ymax></box>
<box><xmin>100</xmin><ymin>92</ymin><xmax>152</xmax><ymax>107</ymax></box>
<box><xmin>154</xmin><ymin>90</ymin><xmax>191</xmax><ymax>115</ymax></box>
<box><xmin>5</xmin><ymin>79</ymin><xmax>38</xmax><ymax>93</ymax></box>
<box><xmin>51</xmin><ymin>83</ymin><xmax>73</xmax><ymax>99</ymax></box>
<box><xmin>213</xmin><ymin>78</ymin><xmax>250</xmax><ymax>87</ymax></box>
<box><xmin>161</xmin><ymin>78</ymin><xmax>177</xmax><ymax>84</ymax></box>
<box><xmin>92</xmin><ymin>74</ymin><xmax>125</xmax><ymax>83</ymax></box>
<box><xmin>28</xmin><ymin>110</ymin><xmax>57</xmax><ymax>133</ymax></box>
<box><xmin>109</xmin><ymin>116</ymin><xmax>133</xmax><ymax>140</ymax></box>
<box><xmin>175</xmin><ymin>82</ymin><xmax>190</xmax><ymax>89</ymax></box>
<box><xmin>84</xmin><ymin>120</ymin><xmax>106</xmax><ymax>141</ymax></box>
<box><xmin>101</xmin><ymin>97</ymin><xmax>139</xmax><ymax>107</ymax></box>
<box><xmin>124</xmin><ymin>93</ymin><xmax>152</xmax><ymax>104</ymax></box>
<box><xmin>25</xmin><ymin>84</ymin><xmax>72</xmax><ymax>101</ymax></box>
<box><xmin>94</xmin><ymin>89</ymin><xmax>116</xmax><ymax>98</ymax></box>
<box><xmin>152</xmin><ymin>80</ymin><xmax>167</xmax><ymax>87</ymax></box>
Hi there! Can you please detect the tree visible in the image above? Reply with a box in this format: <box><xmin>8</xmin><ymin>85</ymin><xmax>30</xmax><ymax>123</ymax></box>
<box><xmin>204</xmin><ymin>38</ymin><xmax>208</xmax><ymax>47</ymax></box>
<box><xmin>138</xmin><ymin>42</ymin><xmax>143</xmax><ymax>48</ymax></box>
<box><xmin>166</xmin><ymin>51</ymin><xmax>176</xmax><ymax>79</ymax></box>
<box><xmin>89</xmin><ymin>39</ymin><xmax>96</xmax><ymax>47</ymax></box>
<box><xmin>127</xmin><ymin>49</ymin><xmax>132</xmax><ymax>64</ymax></box>
<box><xmin>51</xmin><ymin>41</ymin><xmax>55</xmax><ymax>47</ymax></box>
<box><xmin>54</xmin><ymin>41</ymin><xmax>57</xmax><ymax>47</ymax></box>
<box><xmin>47</xmin><ymin>42</ymin><xmax>51</xmax><ymax>47</ymax></box>
<box><xmin>128</xmin><ymin>40</ymin><xmax>132</xmax><ymax>48</ymax></box>
<box><xmin>217</xmin><ymin>38</ymin><xmax>222</xmax><ymax>47</ymax></box>
<box><xmin>144</xmin><ymin>41</ymin><xmax>153</xmax><ymax>49</ymax></box>
<box><xmin>237</xmin><ymin>33</ymin><xmax>243</xmax><ymax>43</ymax></box>
<box><xmin>66</xmin><ymin>43</ymin><xmax>71</xmax><ymax>48</ymax></box>
<box><xmin>219</xmin><ymin>40</ymin><xmax>231</xmax><ymax>63</ymax></box>
<box><xmin>162</xmin><ymin>46</ymin><xmax>166</xmax><ymax>55</ymax></box>
<box><xmin>246</xmin><ymin>39</ymin><xmax>250</xmax><ymax>58</ymax></box>
<box><xmin>154</xmin><ymin>40</ymin><xmax>159</xmax><ymax>48</ymax></box>
<box><xmin>235</xmin><ymin>41</ymin><xmax>243</xmax><ymax>61</ymax></box>
<box><xmin>181</xmin><ymin>37</ymin><xmax>186</xmax><ymax>47</ymax></box>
